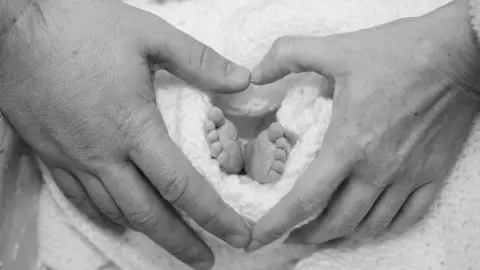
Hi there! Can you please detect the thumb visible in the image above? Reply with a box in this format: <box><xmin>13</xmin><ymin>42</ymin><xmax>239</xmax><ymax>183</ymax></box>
<box><xmin>144</xmin><ymin>19</ymin><xmax>251</xmax><ymax>93</ymax></box>
<box><xmin>251</xmin><ymin>36</ymin><xmax>351</xmax><ymax>85</ymax></box>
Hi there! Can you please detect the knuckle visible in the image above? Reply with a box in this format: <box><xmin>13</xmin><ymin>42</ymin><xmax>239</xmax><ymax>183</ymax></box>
<box><xmin>160</xmin><ymin>171</ymin><xmax>190</xmax><ymax>205</ymax></box>
<box><xmin>296</xmin><ymin>196</ymin><xmax>319</xmax><ymax>216</ymax></box>
<box><xmin>128</xmin><ymin>101</ymin><xmax>164</xmax><ymax>139</ymax></box>
<box><xmin>169</xmin><ymin>244</ymin><xmax>197</xmax><ymax>257</ymax></box>
<box><xmin>295</xmin><ymin>191</ymin><xmax>326</xmax><ymax>216</ymax></box>
<box><xmin>190</xmin><ymin>43</ymin><xmax>213</xmax><ymax>70</ymax></box>
<box><xmin>196</xmin><ymin>209</ymin><xmax>221</xmax><ymax>231</ymax></box>
<box><xmin>101</xmin><ymin>208</ymin><xmax>128</xmax><ymax>226</ymax></box>
<box><xmin>126</xmin><ymin>208</ymin><xmax>161</xmax><ymax>231</ymax></box>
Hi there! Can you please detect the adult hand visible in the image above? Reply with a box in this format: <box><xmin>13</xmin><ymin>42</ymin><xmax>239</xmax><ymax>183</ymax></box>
<box><xmin>247</xmin><ymin>0</ymin><xmax>480</xmax><ymax>251</ymax></box>
<box><xmin>0</xmin><ymin>0</ymin><xmax>251</xmax><ymax>269</ymax></box>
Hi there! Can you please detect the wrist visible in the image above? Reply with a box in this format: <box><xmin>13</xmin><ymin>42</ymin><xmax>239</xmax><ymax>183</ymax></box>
<box><xmin>417</xmin><ymin>0</ymin><xmax>480</xmax><ymax>96</ymax></box>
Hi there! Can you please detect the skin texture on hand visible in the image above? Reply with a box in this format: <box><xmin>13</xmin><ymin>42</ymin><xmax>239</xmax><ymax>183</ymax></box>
<box><xmin>246</xmin><ymin>0</ymin><xmax>480</xmax><ymax>251</ymax></box>
<box><xmin>0</xmin><ymin>0</ymin><xmax>251</xmax><ymax>269</ymax></box>
<box><xmin>0</xmin><ymin>0</ymin><xmax>34</xmax><ymax>36</ymax></box>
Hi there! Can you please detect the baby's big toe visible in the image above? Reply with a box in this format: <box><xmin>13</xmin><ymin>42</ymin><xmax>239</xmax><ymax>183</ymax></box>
<box><xmin>266</xmin><ymin>122</ymin><xmax>285</xmax><ymax>143</ymax></box>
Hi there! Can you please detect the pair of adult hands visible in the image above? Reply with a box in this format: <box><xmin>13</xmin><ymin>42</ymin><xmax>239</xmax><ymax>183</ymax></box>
<box><xmin>1</xmin><ymin>0</ymin><xmax>479</xmax><ymax>270</ymax></box>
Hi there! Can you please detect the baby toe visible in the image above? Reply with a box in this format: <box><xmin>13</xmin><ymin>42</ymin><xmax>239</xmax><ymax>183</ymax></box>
<box><xmin>204</xmin><ymin>120</ymin><xmax>215</xmax><ymax>132</ymax></box>
<box><xmin>273</xmin><ymin>149</ymin><xmax>287</xmax><ymax>162</ymax></box>
<box><xmin>275</xmin><ymin>137</ymin><xmax>288</xmax><ymax>150</ymax></box>
<box><xmin>267</xmin><ymin>170</ymin><xmax>282</xmax><ymax>181</ymax></box>
<box><xmin>206</xmin><ymin>130</ymin><xmax>219</xmax><ymax>143</ymax></box>
<box><xmin>271</xmin><ymin>160</ymin><xmax>285</xmax><ymax>174</ymax></box>
<box><xmin>210</xmin><ymin>141</ymin><xmax>223</xmax><ymax>158</ymax></box>
<box><xmin>217</xmin><ymin>151</ymin><xmax>229</xmax><ymax>166</ymax></box>
<box><xmin>208</xmin><ymin>106</ymin><xmax>226</xmax><ymax>127</ymax></box>
<box><xmin>266</xmin><ymin>122</ymin><xmax>285</xmax><ymax>143</ymax></box>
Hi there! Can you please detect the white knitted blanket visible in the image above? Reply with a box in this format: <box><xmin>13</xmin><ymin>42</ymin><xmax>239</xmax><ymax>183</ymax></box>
<box><xmin>37</xmin><ymin>0</ymin><xmax>480</xmax><ymax>269</ymax></box>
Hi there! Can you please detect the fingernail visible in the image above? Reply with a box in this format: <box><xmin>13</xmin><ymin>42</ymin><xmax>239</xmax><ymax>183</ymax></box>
<box><xmin>227</xmin><ymin>63</ymin><xmax>250</xmax><ymax>82</ymax></box>
<box><xmin>190</xmin><ymin>261</ymin><xmax>212</xmax><ymax>270</ymax></box>
<box><xmin>225</xmin><ymin>234</ymin><xmax>249</xmax><ymax>249</ymax></box>
<box><xmin>245</xmin><ymin>240</ymin><xmax>263</xmax><ymax>253</ymax></box>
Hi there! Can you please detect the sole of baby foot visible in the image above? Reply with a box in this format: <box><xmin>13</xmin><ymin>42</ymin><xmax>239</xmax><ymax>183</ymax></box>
<box><xmin>245</xmin><ymin>122</ymin><xmax>293</xmax><ymax>184</ymax></box>
<box><xmin>204</xmin><ymin>106</ymin><xmax>245</xmax><ymax>174</ymax></box>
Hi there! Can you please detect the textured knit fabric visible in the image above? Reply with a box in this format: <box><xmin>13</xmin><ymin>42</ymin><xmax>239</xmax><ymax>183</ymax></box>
<box><xmin>470</xmin><ymin>0</ymin><xmax>480</xmax><ymax>42</ymax></box>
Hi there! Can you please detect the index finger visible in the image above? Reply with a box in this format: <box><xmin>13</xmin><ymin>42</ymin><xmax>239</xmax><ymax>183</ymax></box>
<box><xmin>246</xmin><ymin>142</ymin><xmax>354</xmax><ymax>252</ymax></box>
<box><xmin>139</xmin><ymin>12</ymin><xmax>251</xmax><ymax>93</ymax></box>
<box><xmin>129</xmin><ymin>108</ymin><xmax>250</xmax><ymax>249</ymax></box>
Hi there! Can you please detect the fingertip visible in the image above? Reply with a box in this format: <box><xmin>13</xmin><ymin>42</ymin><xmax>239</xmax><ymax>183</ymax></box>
<box><xmin>213</xmin><ymin>204</ymin><xmax>252</xmax><ymax>249</ymax></box>
<box><xmin>185</xmin><ymin>245</ymin><xmax>215</xmax><ymax>270</ymax></box>
<box><xmin>245</xmin><ymin>209</ymin><xmax>289</xmax><ymax>251</ymax></box>
<box><xmin>204</xmin><ymin>61</ymin><xmax>252</xmax><ymax>93</ymax></box>
<box><xmin>250</xmin><ymin>65</ymin><xmax>264</xmax><ymax>85</ymax></box>
<box><xmin>250</xmin><ymin>60</ymin><xmax>290</xmax><ymax>85</ymax></box>
<box><xmin>246</xmin><ymin>210</ymin><xmax>291</xmax><ymax>251</ymax></box>
<box><xmin>191</xmin><ymin>261</ymin><xmax>214</xmax><ymax>270</ymax></box>
<box><xmin>225</xmin><ymin>232</ymin><xmax>250</xmax><ymax>249</ymax></box>
<box><xmin>245</xmin><ymin>240</ymin><xmax>264</xmax><ymax>253</ymax></box>
<box><xmin>204</xmin><ymin>61</ymin><xmax>251</xmax><ymax>94</ymax></box>
<box><xmin>226</xmin><ymin>62</ymin><xmax>251</xmax><ymax>87</ymax></box>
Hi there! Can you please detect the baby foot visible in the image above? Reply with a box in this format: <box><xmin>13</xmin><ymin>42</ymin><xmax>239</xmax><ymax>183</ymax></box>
<box><xmin>204</xmin><ymin>106</ymin><xmax>245</xmax><ymax>174</ymax></box>
<box><xmin>245</xmin><ymin>122</ymin><xmax>293</xmax><ymax>183</ymax></box>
